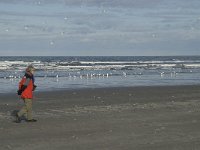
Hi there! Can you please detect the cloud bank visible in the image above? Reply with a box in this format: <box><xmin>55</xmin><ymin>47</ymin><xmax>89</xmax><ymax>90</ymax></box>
<box><xmin>0</xmin><ymin>0</ymin><xmax>200</xmax><ymax>56</ymax></box>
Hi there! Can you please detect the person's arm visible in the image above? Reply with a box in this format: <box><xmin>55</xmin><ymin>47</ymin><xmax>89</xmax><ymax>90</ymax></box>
<box><xmin>17</xmin><ymin>78</ymin><xmax>30</xmax><ymax>95</ymax></box>
<box><xmin>19</xmin><ymin>78</ymin><xmax>30</xmax><ymax>93</ymax></box>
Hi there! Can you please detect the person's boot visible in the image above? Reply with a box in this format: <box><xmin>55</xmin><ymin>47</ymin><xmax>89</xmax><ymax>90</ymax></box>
<box><xmin>26</xmin><ymin>119</ymin><xmax>37</xmax><ymax>122</ymax></box>
<box><xmin>15</xmin><ymin>114</ymin><xmax>21</xmax><ymax>123</ymax></box>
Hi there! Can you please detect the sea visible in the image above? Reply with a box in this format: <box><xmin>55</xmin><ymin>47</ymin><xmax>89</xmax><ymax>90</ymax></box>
<box><xmin>0</xmin><ymin>56</ymin><xmax>200</xmax><ymax>93</ymax></box>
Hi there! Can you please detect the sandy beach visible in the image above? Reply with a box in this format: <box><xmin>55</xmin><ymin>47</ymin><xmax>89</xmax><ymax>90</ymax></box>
<box><xmin>0</xmin><ymin>85</ymin><xmax>200</xmax><ymax>150</ymax></box>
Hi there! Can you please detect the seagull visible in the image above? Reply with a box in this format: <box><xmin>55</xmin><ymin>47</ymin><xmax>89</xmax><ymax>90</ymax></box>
<box><xmin>160</xmin><ymin>72</ymin><xmax>164</xmax><ymax>76</ymax></box>
<box><xmin>50</xmin><ymin>41</ymin><xmax>54</xmax><ymax>45</ymax></box>
<box><xmin>123</xmin><ymin>72</ymin><xmax>127</xmax><ymax>77</ymax></box>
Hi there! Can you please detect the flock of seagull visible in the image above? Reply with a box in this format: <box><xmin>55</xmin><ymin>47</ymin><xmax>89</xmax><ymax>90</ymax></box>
<box><xmin>5</xmin><ymin>70</ymin><xmax>181</xmax><ymax>80</ymax></box>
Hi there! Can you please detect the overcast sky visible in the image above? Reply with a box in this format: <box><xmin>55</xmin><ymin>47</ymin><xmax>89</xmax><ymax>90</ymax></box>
<box><xmin>0</xmin><ymin>0</ymin><xmax>200</xmax><ymax>56</ymax></box>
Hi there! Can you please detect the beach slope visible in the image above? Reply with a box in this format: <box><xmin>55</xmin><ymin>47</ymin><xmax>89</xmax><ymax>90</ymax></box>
<box><xmin>0</xmin><ymin>85</ymin><xmax>200</xmax><ymax>150</ymax></box>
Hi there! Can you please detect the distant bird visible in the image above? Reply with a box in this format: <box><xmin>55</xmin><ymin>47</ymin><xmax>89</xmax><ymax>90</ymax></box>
<box><xmin>160</xmin><ymin>72</ymin><xmax>164</xmax><ymax>76</ymax></box>
<box><xmin>50</xmin><ymin>41</ymin><xmax>54</xmax><ymax>45</ymax></box>
<box><xmin>24</xmin><ymin>26</ymin><xmax>28</xmax><ymax>30</ymax></box>
<box><xmin>61</xmin><ymin>32</ymin><xmax>65</xmax><ymax>36</ymax></box>
<box><xmin>123</xmin><ymin>72</ymin><xmax>127</xmax><ymax>77</ymax></box>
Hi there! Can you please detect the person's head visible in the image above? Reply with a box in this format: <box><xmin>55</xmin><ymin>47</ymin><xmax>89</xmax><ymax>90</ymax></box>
<box><xmin>26</xmin><ymin>65</ymin><xmax>36</xmax><ymax>74</ymax></box>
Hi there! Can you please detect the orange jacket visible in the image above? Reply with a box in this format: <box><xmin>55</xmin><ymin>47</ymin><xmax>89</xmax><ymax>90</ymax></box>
<box><xmin>20</xmin><ymin>72</ymin><xmax>35</xmax><ymax>99</ymax></box>
<box><xmin>21</xmin><ymin>78</ymin><xmax>34</xmax><ymax>99</ymax></box>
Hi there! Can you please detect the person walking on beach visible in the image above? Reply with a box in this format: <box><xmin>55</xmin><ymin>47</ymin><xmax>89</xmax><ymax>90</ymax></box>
<box><xmin>16</xmin><ymin>65</ymin><xmax>37</xmax><ymax>123</ymax></box>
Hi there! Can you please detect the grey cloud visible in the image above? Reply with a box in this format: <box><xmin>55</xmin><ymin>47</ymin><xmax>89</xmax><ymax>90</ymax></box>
<box><xmin>0</xmin><ymin>0</ymin><xmax>200</xmax><ymax>56</ymax></box>
<box><xmin>0</xmin><ymin>0</ymin><xmax>160</xmax><ymax>7</ymax></box>
<box><xmin>1</xmin><ymin>0</ymin><xmax>199</xmax><ymax>9</ymax></box>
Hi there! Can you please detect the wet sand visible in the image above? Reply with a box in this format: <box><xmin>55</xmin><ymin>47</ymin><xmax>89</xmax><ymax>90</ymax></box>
<box><xmin>0</xmin><ymin>85</ymin><xmax>200</xmax><ymax>150</ymax></box>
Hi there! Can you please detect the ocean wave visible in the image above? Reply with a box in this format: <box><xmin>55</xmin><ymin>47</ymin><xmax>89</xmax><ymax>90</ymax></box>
<box><xmin>1</xmin><ymin>59</ymin><xmax>200</xmax><ymax>71</ymax></box>
<box><xmin>1</xmin><ymin>56</ymin><xmax>200</xmax><ymax>93</ymax></box>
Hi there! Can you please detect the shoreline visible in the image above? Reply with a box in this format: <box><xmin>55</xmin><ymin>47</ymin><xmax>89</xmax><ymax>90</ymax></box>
<box><xmin>0</xmin><ymin>84</ymin><xmax>200</xmax><ymax>150</ymax></box>
<box><xmin>1</xmin><ymin>83</ymin><xmax>200</xmax><ymax>96</ymax></box>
